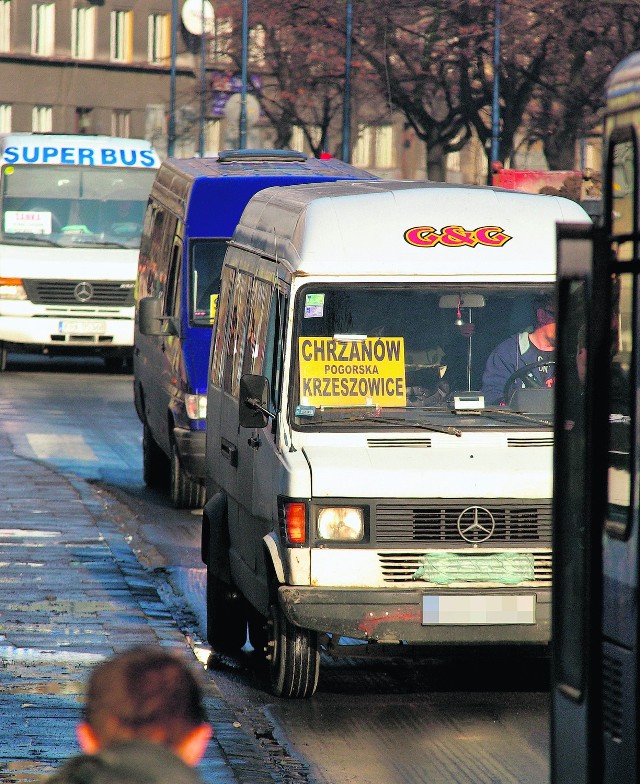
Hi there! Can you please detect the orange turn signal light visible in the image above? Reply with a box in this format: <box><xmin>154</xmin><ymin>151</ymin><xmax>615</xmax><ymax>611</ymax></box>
<box><xmin>284</xmin><ymin>502</ymin><xmax>306</xmax><ymax>544</ymax></box>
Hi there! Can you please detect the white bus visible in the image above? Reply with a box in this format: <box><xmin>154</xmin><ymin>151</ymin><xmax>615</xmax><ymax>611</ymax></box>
<box><xmin>0</xmin><ymin>134</ymin><xmax>160</xmax><ymax>370</ymax></box>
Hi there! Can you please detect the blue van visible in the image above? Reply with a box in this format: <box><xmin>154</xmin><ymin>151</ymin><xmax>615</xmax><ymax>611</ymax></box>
<box><xmin>134</xmin><ymin>149</ymin><xmax>375</xmax><ymax>508</ymax></box>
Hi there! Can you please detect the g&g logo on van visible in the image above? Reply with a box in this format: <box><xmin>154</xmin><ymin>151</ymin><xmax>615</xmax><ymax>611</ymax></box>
<box><xmin>3</xmin><ymin>145</ymin><xmax>158</xmax><ymax>168</ymax></box>
<box><xmin>404</xmin><ymin>225</ymin><xmax>512</xmax><ymax>248</ymax></box>
<box><xmin>299</xmin><ymin>337</ymin><xmax>406</xmax><ymax>408</ymax></box>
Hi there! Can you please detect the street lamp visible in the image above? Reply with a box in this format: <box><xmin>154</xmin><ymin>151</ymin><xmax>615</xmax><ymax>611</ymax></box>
<box><xmin>168</xmin><ymin>0</ymin><xmax>178</xmax><ymax>157</ymax></box>
<box><xmin>198</xmin><ymin>0</ymin><xmax>207</xmax><ymax>156</ymax></box>
<box><xmin>239</xmin><ymin>0</ymin><xmax>249</xmax><ymax>149</ymax></box>
<box><xmin>341</xmin><ymin>0</ymin><xmax>353</xmax><ymax>162</ymax></box>
<box><xmin>490</xmin><ymin>0</ymin><xmax>501</xmax><ymax>169</ymax></box>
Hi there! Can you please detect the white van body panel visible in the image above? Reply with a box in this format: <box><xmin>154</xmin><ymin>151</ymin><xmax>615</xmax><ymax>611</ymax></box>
<box><xmin>233</xmin><ymin>180</ymin><xmax>590</xmax><ymax>277</ymax></box>
<box><xmin>206</xmin><ymin>180</ymin><xmax>591</xmax><ymax>662</ymax></box>
<box><xmin>301</xmin><ymin>435</ymin><xmax>552</xmax><ymax>499</ymax></box>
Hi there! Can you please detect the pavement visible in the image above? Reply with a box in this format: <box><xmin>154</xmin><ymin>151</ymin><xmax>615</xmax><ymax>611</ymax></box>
<box><xmin>0</xmin><ymin>432</ymin><xmax>277</xmax><ymax>784</ymax></box>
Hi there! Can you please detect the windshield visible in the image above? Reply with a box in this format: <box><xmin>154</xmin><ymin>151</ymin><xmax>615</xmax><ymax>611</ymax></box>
<box><xmin>190</xmin><ymin>239</ymin><xmax>227</xmax><ymax>325</ymax></box>
<box><xmin>1</xmin><ymin>164</ymin><xmax>156</xmax><ymax>248</ymax></box>
<box><xmin>292</xmin><ymin>284</ymin><xmax>556</xmax><ymax>430</ymax></box>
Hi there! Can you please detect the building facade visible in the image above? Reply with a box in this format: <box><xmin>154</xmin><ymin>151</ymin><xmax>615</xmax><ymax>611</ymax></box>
<box><xmin>0</xmin><ymin>0</ymin><xmax>200</xmax><ymax>157</ymax></box>
<box><xmin>0</xmin><ymin>0</ymin><xmax>599</xmax><ymax>183</ymax></box>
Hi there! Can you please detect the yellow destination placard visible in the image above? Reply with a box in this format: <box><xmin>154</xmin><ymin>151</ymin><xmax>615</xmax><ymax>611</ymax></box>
<box><xmin>299</xmin><ymin>337</ymin><xmax>406</xmax><ymax>407</ymax></box>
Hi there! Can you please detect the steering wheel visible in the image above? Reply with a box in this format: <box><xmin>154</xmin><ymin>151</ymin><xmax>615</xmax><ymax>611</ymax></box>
<box><xmin>502</xmin><ymin>361</ymin><xmax>556</xmax><ymax>406</ymax></box>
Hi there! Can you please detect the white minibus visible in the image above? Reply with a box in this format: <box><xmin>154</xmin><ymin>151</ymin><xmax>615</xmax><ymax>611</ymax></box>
<box><xmin>0</xmin><ymin>134</ymin><xmax>159</xmax><ymax>370</ymax></box>
<box><xmin>202</xmin><ymin>179</ymin><xmax>590</xmax><ymax>697</ymax></box>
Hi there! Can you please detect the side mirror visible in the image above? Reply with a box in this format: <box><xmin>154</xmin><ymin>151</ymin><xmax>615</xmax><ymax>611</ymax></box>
<box><xmin>138</xmin><ymin>296</ymin><xmax>164</xmax><ymax>335</ymax></box>
<box><xmin>138</xmin><ymin>296</ymin><xmax>179</xmax><ymax>337</ymax></box>
<box><xmin>239</xmin><ymin>374</ymin><xmax>272</xmax><ymax>429</ymax></box>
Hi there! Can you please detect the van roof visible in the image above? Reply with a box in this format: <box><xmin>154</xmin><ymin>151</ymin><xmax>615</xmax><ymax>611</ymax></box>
<box><xmin>157</xmin><ymin>152</ymin><xmax>374</xmax><ymax>182</ymax></box>
<box><xmin>231</xmin><ymin>180</ymin><xmax>592</xmax><ymax>280</ymax></box>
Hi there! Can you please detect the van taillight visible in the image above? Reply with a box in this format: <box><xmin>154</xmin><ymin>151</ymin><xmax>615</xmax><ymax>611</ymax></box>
<box><xmin>284</xmin><ymin>502</ymin><xmax>306</xmax><ymax>544</ymax></box>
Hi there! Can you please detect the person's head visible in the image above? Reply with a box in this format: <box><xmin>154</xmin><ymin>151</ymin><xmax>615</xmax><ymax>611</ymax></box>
<box><xmin>532</xmin><ymin>294</ymin><xmax>557</xmax><ymax>347</ymax></box>
<box><xmin>76</xmin><ymin>646</ymin><xmax>212</xmax><ymax>767</ymax></box>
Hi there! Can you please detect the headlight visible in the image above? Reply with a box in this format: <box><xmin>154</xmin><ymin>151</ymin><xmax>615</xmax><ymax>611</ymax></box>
<box><xmin>0</xmin><ymin>278</ymin><xmax>27</xmax><ymax>300</ymax></box>
<box><xmin>317</xmin><ymin>507</ymin><xmax>364</xmax><ymax>541</ymax></box>
<box><xmin>185</xmin><ymin>393</ymin><xmax>207</xmax><ymax>420</ymax></box>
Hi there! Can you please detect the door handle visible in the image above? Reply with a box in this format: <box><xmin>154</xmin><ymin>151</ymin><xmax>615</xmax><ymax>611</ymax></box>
<box><xmin>248</xmin><ymin>435</ymin><xmax>261</xmax><ymax>449</ymax></box>
<box><xmin>220</xmin><ymin>437</ymin><xmax>238</xmax><ymax>467</ymax></box>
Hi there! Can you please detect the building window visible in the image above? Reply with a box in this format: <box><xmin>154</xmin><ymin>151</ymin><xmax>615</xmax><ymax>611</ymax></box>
<box><xmin>291</xmin><ymin>125</ymin><xmax>322</xmax><ymax>154</ymax></box>
<box><xmin>148</xmin><ymin>13</ymin><xmax>170</xmax><ymax>64</ymax></box>
<box><xmin>76</xmin><ymin>107</ymin><xmax>93</xmax><ymax>134</ymax></box>
<box><xmin>71</xmin><ymin>6</ymin><xmax>95</xmax><ymax>59</ymax></box>
<box><xmin>31</xmin><ymin>2</ymin><xmax>55</xmax><ymax>56</ymax></box>
<box><xmin>0</xmin><ymin>104</ymin><xmax>12</xmax><ymax>133</ymax></box>
<box><xmin>0</xmin><ymin>1</ymin><xmax>11</xmax><ymax>52</ymax></box>
<box><xmin>32</xmin><ymin>105</ymin><xmax>52</xmax><ymax>133</ymax></box>
<box><xmin>353</xmin><ymin>124</ymin><xmax>395</xmax><ymax>169</ymax></box>
<box><xmin>110</xmin><ymin>10</ymin><xmax>133</xmax><ymax>62</ymax></box>
<box><xmin>212</xmin><ymin>17</ymin><xmax>232</xmax><ymax>64</ymax></box>
<box><xmin>111</xmin><ymin>110</ymin><xmax>131</xmax><ymax>138</ymax></box>
<box><xmin>204</xmin><ymin>119</ymin><xmax>221</xmax><ymax>155</ymax></box>
<box><xmin>249</xmin><ymin>24</ymin><xmax>266</xmax><ymax>66</ymax></box>
<box><xmin>374</xmin><ymin>125</ymin><xmax>394</xmax><ymax>168</ymax></box>
<box><xmin>352</xmin><ymin>125</ymin><xmax>373</xmax><ymax>168</ymax></box>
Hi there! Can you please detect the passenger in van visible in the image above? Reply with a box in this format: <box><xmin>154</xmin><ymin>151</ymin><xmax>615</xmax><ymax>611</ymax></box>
<box><xmin>481</xmin><ymin>295</ymin><xmax>556</xmax><ymax>405</ymax></box>
<box><xmin>406</xmin><ymin>322</ymin><xmax>476</xmax><ymax>404</ymax></box>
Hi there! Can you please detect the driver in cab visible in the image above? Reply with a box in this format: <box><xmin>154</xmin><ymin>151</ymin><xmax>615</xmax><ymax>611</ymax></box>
<box><xmin>481</xmin><ymin>295</ymin><xmax>556</xmax><ymax>406</ymax></box>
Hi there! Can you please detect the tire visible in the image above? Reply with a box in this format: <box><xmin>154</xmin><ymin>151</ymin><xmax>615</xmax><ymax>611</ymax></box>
<box><xmin>206</xmin><ymin>572</ymin><xmax>249</xmax><ymax>654</ymax></box>
<box><xmin>142</xmin><ymin>422</ymin><xmax>168</xmax><ymax>489</ymax></box>
<box><xmin>170</xmin><ymin>441</ymin><xmax>205</xmax><ymax>509</ymax></box>
<box><xmin>267</xmin><ymin>601</ymin><xmax>320</xmax><ymax>698</ymax></box>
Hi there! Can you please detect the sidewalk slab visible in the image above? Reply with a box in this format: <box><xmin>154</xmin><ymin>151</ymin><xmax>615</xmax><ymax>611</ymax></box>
<box><xmin>0</xmin><ymin>437</ymin><xmax>276</xmax><ymax>784</ymax></box>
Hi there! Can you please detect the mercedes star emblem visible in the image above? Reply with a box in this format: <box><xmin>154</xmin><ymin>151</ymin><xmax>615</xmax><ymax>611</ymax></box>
<box><xmin>74</xmin><ymin>281</ymin><xmax>94</xmax><ymax>303</ymax></box>
<box><xmin>456</xmin><ymin>506</ymin><xmax>496</xmax><ymax>543</ymax></box>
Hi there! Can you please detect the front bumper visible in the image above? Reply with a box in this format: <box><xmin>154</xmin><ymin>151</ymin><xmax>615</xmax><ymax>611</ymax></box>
<box><xmin>278</xmin><ymin>585</ymin><xmax>551</xmax><ymax>645</ymax></box>
<box><xmin>0</xmin><ymin>314</ymin><xmax>133</xmax><ymax>349</ymax></box>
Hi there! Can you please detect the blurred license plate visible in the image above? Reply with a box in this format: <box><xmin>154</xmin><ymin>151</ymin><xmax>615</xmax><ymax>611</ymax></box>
<box><xmin>58</xmin><ymin>319</ymin><xmax>106</xmax><ymax>335</ymax></box>
<box><xmin>422</xmin><ymin>594</ymin><xmax>535</xmax><ymax>625</ymax></box>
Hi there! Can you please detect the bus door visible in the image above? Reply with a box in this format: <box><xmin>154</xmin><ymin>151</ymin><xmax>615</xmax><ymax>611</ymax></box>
<box><xmin>552</xmin><ymin>125</ymin><xmax>640</xmax><ymax>783</ymax></box>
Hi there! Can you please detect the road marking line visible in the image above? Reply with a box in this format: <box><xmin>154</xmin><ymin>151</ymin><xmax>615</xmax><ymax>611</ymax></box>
<box><xmin>26</xmin><ymin>433</ymin><xmax>98</xmax><ymax>461</ymax></box>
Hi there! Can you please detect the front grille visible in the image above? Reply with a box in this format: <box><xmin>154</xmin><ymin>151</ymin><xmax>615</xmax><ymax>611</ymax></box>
<box><xmin>375</xmin><ymin>500</ymin><xmax>552</xmax><ymax>544</ymax></box>
<box><xmin>22</xmin><ymin>280</ymin><xmax>134</xmax><ymax>307</ymax></box>
<box><xmin>378</xmin><ymin>550</ymin><xmax>551</xmax><ymax>584</ymax></box>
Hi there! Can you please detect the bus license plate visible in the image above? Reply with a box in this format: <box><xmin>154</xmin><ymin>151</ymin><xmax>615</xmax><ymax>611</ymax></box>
<box><xmin>422</xmin><ymin>594</ymin><xmax>536</xmax><ymax>625</ymax></box>
<box><xmin>58</xmin><ymin>319</ymin><xmax>106</xmax><ymax>335</ymax></box>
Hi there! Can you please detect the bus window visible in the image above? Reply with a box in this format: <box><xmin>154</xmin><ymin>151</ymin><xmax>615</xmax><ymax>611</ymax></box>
<box><xmin>605</xmin><ymin>273</ymin><xmax>634</xmax><ymax>539</ymax></box>
<box><xmin>610</xmin><ymin>136</ymin><xmax>635</xmax><ymax>262</ymax></box>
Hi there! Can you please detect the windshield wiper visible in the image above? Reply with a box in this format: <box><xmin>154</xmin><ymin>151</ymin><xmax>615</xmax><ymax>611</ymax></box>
<box><xmin>2</xmin><ymin>234</ymin><xmax>61</xmax><ymax>247</ymax></box>
<box><xmin>480</xmin><ymin>407</ymin><xmax>552</xmax><ymax>427</ymax></box>
<box><xmin>345</xmin><ymin>414</ymin><xmax>462</xmax><ymax>437</ymax></box>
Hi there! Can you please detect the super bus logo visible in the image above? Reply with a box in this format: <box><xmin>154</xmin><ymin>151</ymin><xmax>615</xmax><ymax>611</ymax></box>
<box><xmin>404</xmin><ymin>225</ymin><xmax>513</xmax><ymax>248</ymax></box>
<box><xmin>3</xmin><ymin>146</ymin><xmax>158</xmax><ymax>168</ymax></box>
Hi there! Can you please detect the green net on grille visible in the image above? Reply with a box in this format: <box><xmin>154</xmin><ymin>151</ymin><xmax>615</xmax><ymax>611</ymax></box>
<box><xmin>412</xmin><ymin>552</ymin><xmax>535</xmax><ymax>585</ymax></box>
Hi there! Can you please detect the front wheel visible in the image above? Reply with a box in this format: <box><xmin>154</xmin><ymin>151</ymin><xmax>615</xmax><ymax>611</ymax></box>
<box><xmin>170</xmin><ymin>441</ymin><xmax>205</xmax><ymax>509</ymax></box>
<box><xmin>267</xmin><ymin>602</ymin><xmax>319</xmax><ymax>698</ymax></box>
<box><xmin>206</xmin><ymin>573</ymin><xmax>249</xmax><ymax>655</ymax></box>
<box><xmin>142</xmin><ymin>422</ymin><xmax>168</xmax><ymax>489</ymax></box>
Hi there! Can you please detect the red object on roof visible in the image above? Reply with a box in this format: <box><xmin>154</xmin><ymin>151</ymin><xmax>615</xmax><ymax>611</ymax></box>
<box><xmin>492</xmin><ymin>168</ymin><xmax>581</xmax><ymax>193</ymax></box>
